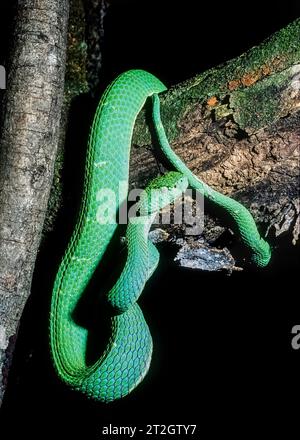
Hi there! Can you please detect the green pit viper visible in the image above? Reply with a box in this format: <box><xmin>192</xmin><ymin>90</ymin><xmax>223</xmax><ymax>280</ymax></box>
<box><xmin>50</xmin><ymin>70</ymin><xmax>271</xmax><ymax>402</ymax></box>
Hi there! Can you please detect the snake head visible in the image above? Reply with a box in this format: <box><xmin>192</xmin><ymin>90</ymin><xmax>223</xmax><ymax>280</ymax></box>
<box><xmin>140</xmin><ymin>171</ymin><xmax>188</xmax><ymax>214</ymax></box>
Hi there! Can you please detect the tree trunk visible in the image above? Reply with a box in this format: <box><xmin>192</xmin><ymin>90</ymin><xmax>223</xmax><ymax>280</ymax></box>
<box><xmin>0</xmin><ymin>0</ymin><xmax>69</xmax><ymax>406</ymax></box>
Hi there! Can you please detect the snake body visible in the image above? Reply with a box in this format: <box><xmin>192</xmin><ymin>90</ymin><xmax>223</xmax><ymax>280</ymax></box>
<box><xmin>50</xmin><ymin>70</ymin><xmax>271</xmax><ymax>403</ymax></box>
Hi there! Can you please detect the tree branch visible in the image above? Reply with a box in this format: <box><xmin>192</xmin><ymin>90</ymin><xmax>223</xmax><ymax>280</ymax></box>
<box><xmin>130</xmin><ymin>19</ymin><xmax>300</xmax><ymax>269</ymax></box>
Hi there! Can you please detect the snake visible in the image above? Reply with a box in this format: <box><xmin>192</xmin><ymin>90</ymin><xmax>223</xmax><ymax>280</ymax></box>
<box><xmin>50</xmin><ymin>69</ymin><xmax>271</xmax><ymax>403</ymax></box>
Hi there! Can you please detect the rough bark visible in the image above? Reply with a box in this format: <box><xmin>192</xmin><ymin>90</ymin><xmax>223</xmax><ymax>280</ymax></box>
<box><xmin>129</xmin><ymin>19</ymin><xmax>300</xmax><ymax>270</ymax></box>
<box><xmin>0</xmin><ymin>0</ymin><xmax>69</xmax><ymax>406</ymax></box>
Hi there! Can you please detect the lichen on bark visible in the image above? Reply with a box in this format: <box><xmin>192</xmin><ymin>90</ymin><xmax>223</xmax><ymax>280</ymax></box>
<box><xmin>133</xmin><ymin>19</ymin><xmax>300</xmax><ymax>145</ymax></box>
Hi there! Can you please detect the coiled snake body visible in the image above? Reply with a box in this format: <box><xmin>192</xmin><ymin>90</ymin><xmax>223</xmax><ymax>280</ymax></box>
<box><xmin>50</xmin><ymin>70</ymin><xmax>271</xmax><ymax>402</ymax></box>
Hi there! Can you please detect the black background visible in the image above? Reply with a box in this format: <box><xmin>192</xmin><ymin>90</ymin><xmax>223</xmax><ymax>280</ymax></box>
<box><xmin>1</xmin><ymin>1</ymin><xmax>300</xmax><ymax>438</ymax></box>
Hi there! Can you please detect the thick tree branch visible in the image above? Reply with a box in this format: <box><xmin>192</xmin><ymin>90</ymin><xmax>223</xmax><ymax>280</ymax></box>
<box><xmin>130</xmin><ymin>19</ymin><xmax>300</xmax><ymax>269</ymax></box>
<box><xmin>0</xmin><ymin>0</ymin><xmax>69</xmax><ymax>405</ymax></box>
